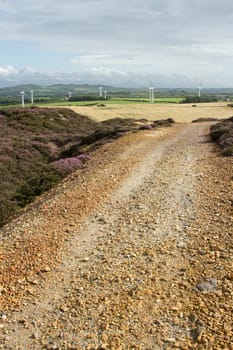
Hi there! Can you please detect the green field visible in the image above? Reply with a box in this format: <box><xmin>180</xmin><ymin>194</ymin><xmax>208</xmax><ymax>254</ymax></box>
<box><xmin>39</xmin><ymin>97</ymin><xmax>184</xmax><ymax>108</ymax></box>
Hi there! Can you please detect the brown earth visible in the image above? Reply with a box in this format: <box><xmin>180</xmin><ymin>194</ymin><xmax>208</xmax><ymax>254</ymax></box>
<box><xmin>0</xmin><ymin>123</ymin><xmax>232</xmax><ymax>349</ymax></box>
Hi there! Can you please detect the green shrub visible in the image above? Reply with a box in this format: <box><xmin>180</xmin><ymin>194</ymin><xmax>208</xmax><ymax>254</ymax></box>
<box><xmin>222</xmin><ymin>145</ymin><xmax>233</xmax><ymax>156</ymax></box>
<box><xmin>210</xmin><ymin>126</ymin><xmax>229</xmax><ymax>141</ymax></box>
<box><xmin>0</xmin><ymin>198</ymin><xmax>17</xmax><ymax>227</ymax></box>
<box><xmin>13</xmin><ymin>170</ymin><xmax>61</xmax><ymax>207</ymax></box>
<box><xmin>181</xmin><ymin>96</ymin><xmax>218</xmax><ymax>104</ymax></box>
<box><xmin>210</xmin><ymin>117</ymin><xmax>233</xmax><ymax>156</ymax></box>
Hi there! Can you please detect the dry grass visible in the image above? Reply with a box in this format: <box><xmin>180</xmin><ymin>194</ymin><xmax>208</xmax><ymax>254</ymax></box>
<box><xmin>61</xmin><ymin>102</ymin><xmax>233</xmax><ymax>123</ymax></box>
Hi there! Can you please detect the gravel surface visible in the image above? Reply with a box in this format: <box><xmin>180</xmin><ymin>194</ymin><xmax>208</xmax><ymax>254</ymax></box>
<box><xmin>0</xmin><ymin>123</ymin><xmax>232</xmax><ymax>349</ymax></box>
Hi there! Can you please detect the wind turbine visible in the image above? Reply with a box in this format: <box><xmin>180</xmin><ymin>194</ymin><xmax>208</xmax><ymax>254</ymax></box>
<box><xmin>149</xmin><ymin>81</ymin><xmax>155</xmax><ymax>103</ymax></box>
<box><xmin>198</xmin><ymin>81</ymin><xmax>203</xmax><ymax>98</ymax></box>
<box><xmin>30</xmin><ymin>90</ymin><xmax>34</xmax><ymax>104</ymax></box>
<box><xmin>20</xmin><ymin>91</ymin><xmax>25</xmax><ymax>107</ymax></box>
<box><xmin>99</xmin><ymin>86</ymin><xmax>103</xmax><ymax>98</ymax></box>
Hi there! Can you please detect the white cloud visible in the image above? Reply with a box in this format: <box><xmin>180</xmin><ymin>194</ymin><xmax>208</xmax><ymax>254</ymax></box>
<box><xmin>21</xmin><ymin>65</ymin><xmax>37</xmax><ymax>73</ymax></box>
<box><xmin>90</xmin><ymin>67</ymin><xmax>128</xmax><ymax>77</ymax></box>
<box><xmin>70</xmin><ymin>54</ymin><xmax>138</xmax><ymax>67</ymax></box>
<box><xmin>0</xmin><ymin>65</ymin><xmax>17</xmax><ymax>76</ymax></box>
<box><xmin>0</xmin><ymin>64</ymin><xmax>226</xmax><ymax>88</ymax></box>
<box><xmin>189</xmin><ymin>45</ymin><xmax>233</xmax><ymax>57</ymax></box>
<box><xmin>71</xmin><ymin>55</ymin><xmax>113</xmax><ymax>65</ymax></box>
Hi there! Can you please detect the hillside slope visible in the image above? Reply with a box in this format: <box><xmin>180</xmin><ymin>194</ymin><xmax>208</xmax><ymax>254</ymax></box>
<box><xmin>0</xmin><ymin>107</ymin><xmax>98</xmax><ymax>226</ymax></box>
<box><xmin>0</xmin><ymin>107</ymin><xmax>151</xmax><ymax>226</ymax></box>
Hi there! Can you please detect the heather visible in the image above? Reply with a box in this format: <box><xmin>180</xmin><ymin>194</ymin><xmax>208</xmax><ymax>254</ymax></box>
<box><xmin>0</xmin><ymin>108</ymin><xmax>136</xmax><ymax>226</ymax></box>
<box><xmin>0</xmin><ymin>107</ymin><xmax>175</xmax><ymax>226</ymax></box>
<box><xmin>0</xmin><ymin>107</ymin><xmax>99</xmax><ymax>226</ymax></box>
<box><xmin>52</xmin><ymin>154</ymin><xmax>91</xmax><ymax>175</ymax></box>
<box><xmin>210</xmin><ymin>117</ymin><xmax>233</xmax><ymax>156</ymax></box>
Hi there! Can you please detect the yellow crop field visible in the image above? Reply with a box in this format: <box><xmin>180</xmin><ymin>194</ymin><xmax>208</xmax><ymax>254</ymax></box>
<box><xmin>64</xmin><ymin>102</ymin><xmax>233</xmax><ymax>123</ymax></box>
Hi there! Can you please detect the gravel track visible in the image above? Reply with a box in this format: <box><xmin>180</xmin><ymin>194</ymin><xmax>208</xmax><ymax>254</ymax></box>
<box><xmin>0</xmin><ymin>123</ymin><xmax>232</xmax><ymax>349</ymax></box>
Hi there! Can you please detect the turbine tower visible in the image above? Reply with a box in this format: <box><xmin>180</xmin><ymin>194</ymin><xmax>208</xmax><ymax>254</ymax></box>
<box><xmin>30</xmin><ymin>90</ymin><xmax>34</xmax><ymax>104</ymax></box>
<box><xmin>198</xmin><ymin>81</ymin><xmax>202</xmax><ymax>98</ymax></box>
<box><xmin>151</xmin><ymin>87</ymin><xmax>155</xmax><ymax>103</ymax></box>
<box><xmin>149</xmin><ymin>82</ymin><xmax>155</xmax><ymax>103</ymax></box>
<box><xmin>148</xmin><ymin>81</ymin><xmax>155</xmax><ymax>103</ymax></box>
<box><xmin>20</xmin><ymin>91</ymin><xmax>25</xmax><ymax>107</ymax></box>
<box><xmin>104</xmin><ymin>90</ymin><xmax>107</xmax><ymax>100</ymax></box>
<box><xmin>99</xmin><ymin>86</ymin><xmax>103</xmax><ymax>98</ymax></box>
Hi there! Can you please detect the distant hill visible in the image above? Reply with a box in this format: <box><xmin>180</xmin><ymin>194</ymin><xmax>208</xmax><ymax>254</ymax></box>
<box><xmin>0</xmin><ymin>84</ymin><xmax>142</xmax><ymax>103</ymax></box>
<box><xmin>0</xmin><ymin>83</ymin><xmax>233</xmax><ymax>106</ymax></box>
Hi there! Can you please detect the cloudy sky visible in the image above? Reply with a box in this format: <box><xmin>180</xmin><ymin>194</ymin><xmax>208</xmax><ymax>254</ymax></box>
<box><xmin>1</xmin><ymin>0</ymin><xmax>233</xmax><ymax>87</ymax></box>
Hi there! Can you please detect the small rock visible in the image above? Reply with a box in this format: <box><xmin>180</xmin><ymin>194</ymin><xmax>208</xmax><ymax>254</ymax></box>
<box><xmin>1</xmin><ymin>314</ymin><xmax>7</xmax><ymax>321</ymax></box>
<box><xmin>195</xmin><ymin>278</ymin><xmax>218</xmax><ymax>292</ymax></box>
<box><xmin>31</xmin><ymin>332</ymin><xmax>39</xmax><ymax>339</ymax></box>
<box><xmin>165</xmin><ymin>337</ymin><xmax>176</xmax><ymax>343</ymax></box>
<box><xmin>60</xmin><ymin>305</ymin><xmax>69</xmax><ymax>312</ymax></box>
<box><xmin>191</xmin><ymin>325</ymin><xmax>204</xmax><ymax>341</ymax></box>
<box><xmin>46</xmin><ymin>345</ymin><xmax>58</xmax><ymax>350</ymax></box>
<box><xmin>215</xmin><ymin>290</ymin><xmax>223</xmax><ymax>297</ymax></box>
<box><xmin>28</xmin><ymin>279</ymin><xmax>38</xmax><ymax>285</ymax></box>
<box><xmin>82</xmin><ymin>257</ymin><xmax>89</xmax><ymax>262</ymax></box>
<box><xmin>41</xmin><ymin>266</ymin><xmax>51</xmax><ymax>272</ymax></box>
<box><xmin>199</xmin><ymin>249</ymin><xmax>206</xmax><ymax>255</ymax></box>
<box><xmin>25</xmin><ymin>287</ymin><xmax>34</xmax><ymax>295</ymax></box>
<box><xmin>177</xmin><ymin>241</ymin><xmax>185</xmax><ymax>248</ymax></box>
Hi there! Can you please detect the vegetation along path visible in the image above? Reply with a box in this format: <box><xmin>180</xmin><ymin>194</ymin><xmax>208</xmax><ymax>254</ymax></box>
<box><xmin>0</xmin><ymin>123</ymin><xmax>232</xmax><ymax>349</ymax></box>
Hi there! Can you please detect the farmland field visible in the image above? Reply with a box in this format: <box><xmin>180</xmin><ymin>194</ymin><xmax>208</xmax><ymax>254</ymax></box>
<box><xmin>49</xmin><ymin>101</ymin><xmax>233</xmax><ymax>123</ymax></box>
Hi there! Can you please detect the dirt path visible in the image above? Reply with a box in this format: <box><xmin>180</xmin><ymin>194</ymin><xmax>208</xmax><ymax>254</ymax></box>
<box><xmin>0</xmin><ymin>123</ymin><xmax>232</xmax><ymax>349</ymax></box>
